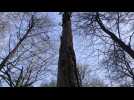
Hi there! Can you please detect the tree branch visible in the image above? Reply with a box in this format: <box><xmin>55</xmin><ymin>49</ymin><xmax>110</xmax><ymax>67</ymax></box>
<box><xmin>95</xmin><ymin>12</ymin><xmax>134</xmax><ymax>59</ymax></box>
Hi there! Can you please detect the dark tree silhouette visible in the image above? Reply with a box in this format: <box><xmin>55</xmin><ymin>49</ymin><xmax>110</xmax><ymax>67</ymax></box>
<box><xmin>57</xmin><ymin>12</ymin><xmax>81</xmax><ymax>87</ymax></box>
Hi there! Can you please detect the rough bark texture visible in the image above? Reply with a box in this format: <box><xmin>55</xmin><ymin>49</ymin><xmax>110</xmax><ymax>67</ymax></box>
<box><xmin>57</xmin><ymin>12</ymin><xmax>81</xmax><ymax>87</ymax></box>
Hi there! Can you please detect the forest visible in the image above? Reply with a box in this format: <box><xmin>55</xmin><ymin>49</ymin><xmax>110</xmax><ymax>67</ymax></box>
<box><xmin>0</xmin><ymin>12</ymin><xmax>134</xmax><ymax>87</ymax></box>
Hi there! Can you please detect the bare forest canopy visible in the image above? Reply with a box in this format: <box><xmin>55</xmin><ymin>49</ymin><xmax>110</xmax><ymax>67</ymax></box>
<box><xmin>0</xmin><ymin>12</ymin><xmax>134</xmax><ymax>87</ymax></box>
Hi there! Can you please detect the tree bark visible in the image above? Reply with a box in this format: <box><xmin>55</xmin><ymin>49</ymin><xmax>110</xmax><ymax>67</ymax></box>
<box><xmin>57</xmin><ymin>12</ymin><xmax>81</xmax><ymax>87</ymax></box>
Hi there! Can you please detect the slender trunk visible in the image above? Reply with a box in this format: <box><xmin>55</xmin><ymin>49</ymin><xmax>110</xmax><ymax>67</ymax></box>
<box><xmin>57</xmin><ymin>12</ymin><xmax>81</xmax><ymax>87</ymax></box>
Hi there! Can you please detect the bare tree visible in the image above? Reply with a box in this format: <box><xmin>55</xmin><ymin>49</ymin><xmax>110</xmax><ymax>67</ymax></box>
<box><xmin>57</xmin><ymin>12</ymin><xmax>81</xmax><ymax>87</ymax></box>
<box><xmin>77</xmin><ymin>63</ymin><xmax>107</xmax><ymax>87</ymax></box>
<box><xmin>73</xmin><ymin>12</ymin><xmax>134</xmax><ymax>86</ymax></box>
<box><xmin>0</xmin><ymin>12</ymin><xmax>54</xmax><ymax>87</ymax></box>
<box><xmin>101</xmin><ymin>42</ymin><xmax>134</xmax><ymax>86</ymax></box>
<box><xmin>95</xmin><ymin>12</ymin><xmax>134</xmax><ymax>59</ymax></box>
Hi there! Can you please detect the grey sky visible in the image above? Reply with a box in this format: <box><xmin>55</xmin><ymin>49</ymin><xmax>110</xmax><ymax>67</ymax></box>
<box><xmin>1</xmin><ymin>12</ymin><xmax>131</xmax><ymax>86</ymax></box>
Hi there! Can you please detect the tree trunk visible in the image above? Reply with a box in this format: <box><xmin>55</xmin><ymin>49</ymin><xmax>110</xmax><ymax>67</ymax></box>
<box><xmin>57</xmin><ymin>12</ymin><xmax>81</xmax><ymax>87</ymax></box>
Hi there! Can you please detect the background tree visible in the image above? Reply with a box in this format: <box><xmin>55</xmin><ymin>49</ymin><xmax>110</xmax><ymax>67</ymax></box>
<box><xmin>0</xmin><ymin>12</ymin><xmax>55</xmax><ymax>87</ymax></box>
<box><xmin>73</xmin><ymin>12</ymin><xmax>134</xmax><ymax>86</ymax></box>
<box><xmin>77</xmin><ymin>63</ymin><xmax>107</xmax><ymax>87</ymax></box>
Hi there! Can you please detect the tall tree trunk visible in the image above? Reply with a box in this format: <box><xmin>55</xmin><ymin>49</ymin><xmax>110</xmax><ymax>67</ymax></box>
<box><xmin>57</xmin><ymin>12</ymin><xmax>81</xmax><ymax>87</ymax></box>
